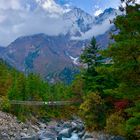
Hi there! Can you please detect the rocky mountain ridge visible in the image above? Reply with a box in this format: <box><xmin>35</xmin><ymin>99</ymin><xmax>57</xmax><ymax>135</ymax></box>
<box><xmin>0</xmin><ymin>7</ymin><xmax>119</xmax><ymax>83</ymax></box>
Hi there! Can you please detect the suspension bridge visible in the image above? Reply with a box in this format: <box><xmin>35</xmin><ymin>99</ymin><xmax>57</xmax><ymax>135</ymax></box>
<box><xmin>0</xmin><ymin>99</ymin><xmax>80</xmax><ymax>106</ymax></box>
<box><xmin>10</xmin><ymin>100</ymin><xmax>78</xmax><ymax>106</ymax></box>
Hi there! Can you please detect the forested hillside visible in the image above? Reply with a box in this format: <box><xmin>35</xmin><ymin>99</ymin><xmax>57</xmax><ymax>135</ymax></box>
<box><xmin>0</xmin><ymin>59</ymin><xmax>80</xmax><ymax>120</ymax></box>
<box><xmin>78</xmin><ymin>2</ymin><xmax>140</xmax><ymax>139</ymax></box>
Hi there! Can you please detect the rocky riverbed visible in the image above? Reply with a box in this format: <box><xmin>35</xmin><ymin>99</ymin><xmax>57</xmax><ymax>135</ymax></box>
<box><xmin>0</xmin><ymin>111</ymin><xmax>125</xmax><ymax>140</ymax></box>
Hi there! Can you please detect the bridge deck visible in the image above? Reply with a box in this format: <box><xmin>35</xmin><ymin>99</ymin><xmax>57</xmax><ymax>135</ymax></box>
<box><xmin>8</xmin><ymin>100</ymin><xmax>79</xmax><ymax>106</ymax></box>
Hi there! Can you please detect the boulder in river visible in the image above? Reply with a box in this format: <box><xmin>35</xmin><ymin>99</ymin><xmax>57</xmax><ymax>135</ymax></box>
<box><xmin>57</xmin><ymin>128</ymin><xmax>72</xmax><ymax>139</ymax></box>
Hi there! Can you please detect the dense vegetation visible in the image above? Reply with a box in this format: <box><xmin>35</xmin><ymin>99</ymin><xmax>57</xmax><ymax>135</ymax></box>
<box><xmin>0</xmin><ymin>1</ymin><xmax>139</xmax><ymax>139</ymax></box>
<box><xmin>0</xmin><ymin>59</ymin><xmax>79</xmax><ymax>120</ymax></box>
<box><xmin>79</xmin><ymin>2</ymin><xmax>140</xmax><ymax>139</ymax></box>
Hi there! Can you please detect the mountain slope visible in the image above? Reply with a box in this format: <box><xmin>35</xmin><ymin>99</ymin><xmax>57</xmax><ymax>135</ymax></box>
<box><xmin>2</xmin><ymin>34</ymin><xmax>88</xmax><ymax>81</ymax></box>
<box><xmin>0</xmin><ymin>46</ymin><xmax>5</xmax><ymax>53</ymax></box>
<box><xmin>63</xmin><ymin>7</ymin><xmax>94</xmax><ymax>36</ymax></box>
<box><xmin>0</xmin><ymin>7</ymin><xmax>118</xmax><ymax>83</ymax></box>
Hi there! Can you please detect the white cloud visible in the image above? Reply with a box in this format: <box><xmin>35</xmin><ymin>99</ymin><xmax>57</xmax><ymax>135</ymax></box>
<box><xmin>41</xmin><ymin>0</ymin><xmax>63</xmax><ymax>14</ymax></box>
<box><xmin>0</xmin><ymin>15</ymin><xmax>6</xmax><ymax>23</ymax></box>
<box><xmin>0</xmin><ymin>0</ymin><xmax>21</xmax><ymax>10</ymax></box>
<box><xmin>94</xmin><ymin>9</ymin><xmax>103</xmax><ymax>16</ymax></box>
<box><xmin>36</xmin><ymin>0</ymin><xmax>71</xmax><ymax>16</ymax></box>
<box><xmin>94</xmin><ymin>5</ymin><xmax>99</xmax><ymax>9</ymax></box>
<box><xmin>121</xmin><ymin>0</ymin><xmax>140</xmax><ymax>7</ymax></box>
<box><xmin>0</xmin><ymin>0</ymin><xmax>122</xmax><ymax>46</ymax></box>
<box><xmin>136</xmin><ymin>0</ymin><xmax>140</xmax><ymax>4</ymax></box>
<box><xmin>71</xmin><ymin>15</ymin><xmax>115</xmax><ymax>41</ymax></box>
<box><xmin>0</xmin><ymin>0</ymin><xmax>72</xmax><ymax>46</ymax></box>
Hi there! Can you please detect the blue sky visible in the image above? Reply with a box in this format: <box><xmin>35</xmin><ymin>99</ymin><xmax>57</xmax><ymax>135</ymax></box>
<box><xmin>56</xmin><ymin>0</ymin><xmax>121</xmax><ymax>13</ymax></box>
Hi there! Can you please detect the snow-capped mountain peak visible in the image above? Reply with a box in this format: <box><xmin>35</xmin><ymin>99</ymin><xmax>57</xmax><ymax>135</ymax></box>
<box><xmin>0</xmin><ymin>6</ymin><xmax>120</xmax><ymax>83</ymax></box>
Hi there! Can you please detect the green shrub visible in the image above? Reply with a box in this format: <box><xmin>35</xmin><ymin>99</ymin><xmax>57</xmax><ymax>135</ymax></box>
<box><xmin>125</xmin><ymin>113</ymin><xmax>140</xmax><ymax>139</ymax></box>
<box><xmin>0</xmin><ymin>96</ymin><xmax>11</xmax><ymax>112</ymax></box>
<box><xmin>105</xmin><ymin>112</ymin><xmax>126</xmax><ymax>136</ymax></box>
<box><xmin>79</xmin><ymin>92</ymin><xmax>106</xmax><ymax>131</ymax></box>
<box><xmin>125</xmin><ymin>101</ymin><xmax>140</xmax><ymax>139</ymax></box>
